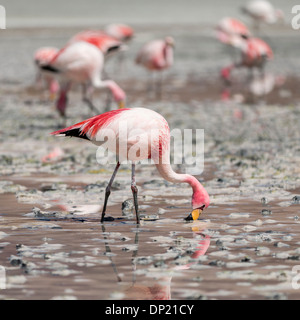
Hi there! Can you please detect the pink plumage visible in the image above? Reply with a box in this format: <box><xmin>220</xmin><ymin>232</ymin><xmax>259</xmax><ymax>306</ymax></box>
<box><xmin>41</xmin><ymin>41</ymin><xmax>126</xmax><ymax>117</ymax></box>
<box><xmin>104</xmin><ymin>23</ymin><xmax>134</xmax><ymax>42</ymax></box>
<box><xmin>221</xmin><ymin>36</ymin><xmax>273</xmax><ymax>81</ymax></box>
<box><xmin>216</xmin><ymin>17</ymin><xmax>251</xmax><ymax>46</ymax></box>
<box><xmin>34</xmin><ymin>47</ymin><xmax>59</xmax><ymax>66</ymax></box>
<box><xmin>68</xmin><ymin>30</ymin><xmax>125</xmax><ymax>55</ymax></box>
<box><xmin>51</xmin><ymin>108</ymin><xmax>129</xmax><ymax>139</ymax></box>
<box><xmin>242</xmin><ymin>0</ymin><xmax>284</xmax><ymax>25</ymax></box>
<box><xmin>136</xmin><ymin>37</ymin><xmax>175</xmax><ymax>71</ymax></box>
<box><xmin>242</xmin><ymin>37</ymin><xmax>273</xmax><ymax>66</ymax></box>
<box><xmin>51</xmin><ymin>107</ymin><xmax>210</xmax><ymax>223</ymax></box>
<box><xmin>34</xmin><ymin>47</ymin><xmax>60</xmax><ymax>99</ymax></box>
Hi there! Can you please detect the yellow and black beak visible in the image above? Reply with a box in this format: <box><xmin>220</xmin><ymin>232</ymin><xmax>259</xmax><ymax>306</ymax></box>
<box><xmin>184</xmin><ymin>207</ymin><xmax>204</xmax><ymax>221</ymax></box>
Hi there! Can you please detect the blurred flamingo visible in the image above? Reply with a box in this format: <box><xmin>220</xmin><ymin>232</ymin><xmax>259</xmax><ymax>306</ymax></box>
<box><xmin>34</xmin><ymin>47</ymin><xmax>60</xmax><ymax>101</ymax></box>
<box><xmin>41</xmin><ymin>146</ymin><xmax>64</xmax><ymax>163</ymax></box>
<box><xmin>104</xmin><ymin>23</ymin><xmax>134</xmax><ymax>72</ymax></box>
<box><xmin>216</xmin><ymin>17</ymin><xmax>251</xmax><ymax>47</ymax></box>
<box><xmin>135</xmin><ymin>37</ymin><xmax>175</xmax><ymax>97</ymax></box>
<box><xmin>220</xmin><ymin>37</ymin><xmax>273</xmax><ymax>100</ymax></box>
<box><xmin>241</xmin><ymin>0</ymin><xmax>284</xmax><ymax>30</ymax></box>
<box><xmin>40</xmin><ymin>41</ymin><xmax>126</xmax><ymax>120</ymax></box>
<box><xmin>104</xmin><ymin>23</ymin><xmax>134</xmax><ymax>42</ymax></box>
<box><xmin>51</xmin><ymin>107</ymin><xmax>210</xmax><ymax>224</ymax></box>
<box><xmin>68</xmin><ymin>30</ymin><xmax>126</xmax><ymax>57</ymax></box>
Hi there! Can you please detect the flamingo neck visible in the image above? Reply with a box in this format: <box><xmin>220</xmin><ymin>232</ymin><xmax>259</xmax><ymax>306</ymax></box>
<box><xmin>163</xmin><ymin>45</ymin><xmax>173</xmax><ymax>67</ymax></box>
<box><xmin>155</xmin><ymin>162</ymin><xmax>203</xmax><ymax>194</ymax></box>
<box><xmin>94</xmin><ymin>79</ymin><xmax>126</xmax><ymax>102</ymax></box>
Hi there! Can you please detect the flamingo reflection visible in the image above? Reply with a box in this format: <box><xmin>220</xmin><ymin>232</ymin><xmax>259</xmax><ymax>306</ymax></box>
<box><xmin>100</xmin><ymin>221</ymin><xmax>210</xmax><ymax>300</ymax></box>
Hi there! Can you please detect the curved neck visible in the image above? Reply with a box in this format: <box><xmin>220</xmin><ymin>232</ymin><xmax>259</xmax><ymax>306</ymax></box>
<box><xmin>155</xmin><ymin>162</ymin><xmax>202</xmax><ymax>194</ymax></box>
<box><xmin>93</xmin><ymin>79</ymin><xmax>125</xmax><ymax>102</ymax></box>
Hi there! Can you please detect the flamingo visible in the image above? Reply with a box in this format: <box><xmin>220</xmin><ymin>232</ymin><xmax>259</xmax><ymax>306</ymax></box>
<box><xmin>40</xmin><ymin>41</ymin><xmax>126</xmax><ymax>119</ymax></box>
<box><xmin>34</xmin><ymin>47</ymin><xmax>60</xmax><ymax>101</ymax></box>
<box><xmin>241</xmin><ymin>0</ymin><xmax>284</xmax><ymax>30</ymax></box>
<box><xmin>104</xmin><ymin>23</ymin><xmax>134</xmax><ymax>42</ymax></box>
<box><xmin>104</xmin><ymin>24</ymin><xmax>134</xmax><ymax>72</ymax></box>
<box><xmin>50</xmin><ymin>107</ymin><xmax>210</xmax><ymax>224</ymax></box>
<box><xmin>68</xmin><ymin>30</ymin><xmax>126</xmax><ymax>57</ymax></box>
<box><xmin>135</xmin><ymin>37</ymin><xmax>175</xmax><ymax>97</ymax></box>
<box><xmin>216</xmin><ymin>17</ymin><xmax>251</xmax><ymax>47</ymax></box>
<box><xmin>220</xmin><ymin>37</ymin><xmax>273</xmax><ymax>99</ymax></box>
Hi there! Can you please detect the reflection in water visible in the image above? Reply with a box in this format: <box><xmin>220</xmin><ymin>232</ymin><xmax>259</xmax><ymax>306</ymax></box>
<box><xmin>101</xmin><ymin>222</ymin><xmax>210</xmax><ymax>300</ymax></box>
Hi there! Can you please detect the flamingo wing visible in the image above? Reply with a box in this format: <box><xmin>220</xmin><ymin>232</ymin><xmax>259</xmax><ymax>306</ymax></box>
<box><xmin>51</xmin><ymin>108</ymin><xmax>129</xmax><ymax>141</ymax></box>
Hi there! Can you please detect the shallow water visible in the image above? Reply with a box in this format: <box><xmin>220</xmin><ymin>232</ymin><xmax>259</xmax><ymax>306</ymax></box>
<box><xmin>1</xmin><ymin>177</ymin><xmax>300</xmax><ymax>300</ymax></box>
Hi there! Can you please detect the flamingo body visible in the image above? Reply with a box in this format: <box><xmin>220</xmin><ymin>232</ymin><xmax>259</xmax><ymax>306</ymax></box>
<box><xmin>136</xmin><ymin>37</ymin><xmax>174</xmax><ymax>71</ymax></box>
<box><xmin>216</xmin><ymin>17</ymin><xmax>251</xmax><ymax>47</ymax></box>
<box><xmin>68</xmin><ymin>30</ymin><xmax>125</xmax><ymax>56</ymax></box>
<box><xmin>242</xmin><ymin>0</ymin><xmax>284</xmax><ymax>25</ymax></box>
<box><xmin>240</xmin><ymin>37</ymin><xmax>273</xmax><ymax>68</ymax></box>
<box><xmin>221</xmin><ymin>37</ymin><xmax>273</xmax><ymax>81</ymax></box>
<box><xmin>41</xmin><ymin>41</ymin><xmax>126</xmax><ymax>117</ymax></box>
<box><xmin>51</xmin><ymin>108</ymin><xmax>210</xmax><ymax>222</ymax></box>
<box><xmin>34</xmin><ymin>47</ymin><xmax>60</xmax><ymax>99</ymax></box>
<box><xmin>104</xmin><ymin>23</ymin><xmax>134</xmax><ymax>42</ymax></box>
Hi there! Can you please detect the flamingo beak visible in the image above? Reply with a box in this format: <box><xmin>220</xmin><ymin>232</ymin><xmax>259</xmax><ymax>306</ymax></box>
<box><xmin>184</xmin><ymin>207</ymin><xmax>203</xmax><ymax>221</ymax></box>
<box><xmin>49</xmin><ymin>92</ymin><xmax>57</xmax><ymax>102</ymax></box>
<box><xmin>118</xmin><ymin>100</ymin><xmax>125</xmax><ymax>109</ymax></box>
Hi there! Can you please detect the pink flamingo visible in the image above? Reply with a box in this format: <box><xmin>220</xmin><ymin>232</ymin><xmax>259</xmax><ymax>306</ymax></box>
<box><xmin>104</xmin><ymin>23</ymin><xmax>134</xmax><ymax>42</ymax></box>
<box><xmin>68</xmin><ymin>30</ymin><xmax>126</xmax><ymax>57</ymax></box>
<box><xmin>34</xmin><ymin>47</ymin><xmax>60</xmax><ymax>101</ymax></box>
<box><xmin>40</xmin><ymin>41</ymin><xmax>126</xmax><ymax>119</ymax></box>
<box><xmin>104</xmin><ymin>23</ymin><xmax>134</xmax><ymax>72</ymax></box>
<box><xmin>135</xmin><ymin>37</ymin><xmax>175</xmax><ymax>97</ymax></box>
<box><xmin>221</xmin><ymin>37</ymin><xmax>273</xmax><ymax>99</ymax></box>
<box><xmin>216</xmin><ymin>17</ymin><xmax>251</xmax><ymax>47</ymax></box>
<box><xmin>241</xmin><ymin>0</ymin><xmax>284</xmax><ymax>30</ymax></box>
<box><xmin>51</xmin><ymin>107</ymin><xmax>210</xmax><ymax>224</ymax></box>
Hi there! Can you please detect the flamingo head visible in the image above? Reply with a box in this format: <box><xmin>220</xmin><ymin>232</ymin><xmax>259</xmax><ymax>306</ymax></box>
<box><xmin>113</xmin><ymin>87</ymin><xmax>126</xmax><ymax>109</ymax></box>
<box><xmin>165</xmin><ymin>36</ymin><xmax>175</xmax><ymax>48</ymax></box>
<box><xmin>185</xmin><ymin>180</ymin><xmax>210</xmax><ymax>221</ymax></box>
<box><xmin>106</xmin><ymin>80</ymin><xmax>126</xmax><ymax>109</ymax></box>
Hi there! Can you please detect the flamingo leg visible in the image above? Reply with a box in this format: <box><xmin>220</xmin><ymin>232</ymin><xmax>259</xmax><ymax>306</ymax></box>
<box><xmin>131</xmin><ymin>163</ymin><xmax>140</xmax><ymax>224</ymax></box>
<box><xmin>156</xmin><ymin>71</ymin><xmax>163</xmax><ymax>99</ymax></box>
<box><xmin>83</xmin><ymin>97</ymin><xmax>100</xmax><ymax>114</ymax></box>
<box><xmin>101</xmin><ymin>161</ymin><xmax>120</xmax><ymax>222</ymax></box>
<box><xmin>82</xmin><ymin>84</ymin><xmax>100</xmax><ymax>115</ymax></box>
<box><xmin>104</xmin><ymin>91</ymin><xmax>112</xmax><ymax>112</ymax></box>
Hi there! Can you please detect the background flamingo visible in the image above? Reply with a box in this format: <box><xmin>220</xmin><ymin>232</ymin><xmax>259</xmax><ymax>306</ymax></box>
<box><xmin>104</xmin><ymin>23</ymin><xmax>134</xmax><ymax>42</ymax></box>
<box><xmin>104</xmin><ymin>23</ymin><xmax>134</xmax><ymax>72</ymax></box>
<box><xmin>221</xmin><ymin>37</ymin><xmax>273</xmax><ymax>99</ymax></box>
<box><xmin>34</xmin><ymin>47</ymin><xmax>60</xmax><ymax>101</ymax></box>
<box><xmin>135</xmin><ymin>36</ymin><xmax>175</xmax><ymax>97</ymax></box>
<box><xmin>241</xmin><ymin>0</ymin><xmax>284</xmax><ymax>30</ymax></box>
<box><xmin>216</xmin><ymin>17</ymin><xmax>251</xmax><ymax>47</ymax></box>
<box><xmin>40</xmin><ymin>41</ymin><xmax>126</xmax><ymax>120</ymax></box>
<box><xmin>68</xmin><ymin>30</ymin><xmax>126</xmax><ymax>57</ymax></box>
<box><xmin>51</xmin><ymin>107</ymin><xmax>210</xmax><ymax>224</ymax></box>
